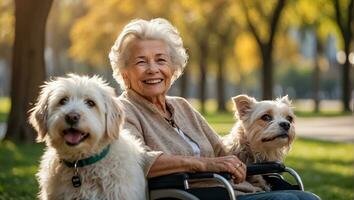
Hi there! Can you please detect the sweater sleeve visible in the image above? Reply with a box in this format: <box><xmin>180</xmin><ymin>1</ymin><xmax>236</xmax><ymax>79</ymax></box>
<box><xmin>123</xmin><ymin>114</ymin><xmax>163</xmax><ymax>177</ymax></box>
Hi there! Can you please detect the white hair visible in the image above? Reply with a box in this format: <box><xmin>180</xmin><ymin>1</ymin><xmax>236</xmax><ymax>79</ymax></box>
<box><xmin>108</xmin><ymin>18</ymin><xmax>188</xmax><ymax>90</ymax></box>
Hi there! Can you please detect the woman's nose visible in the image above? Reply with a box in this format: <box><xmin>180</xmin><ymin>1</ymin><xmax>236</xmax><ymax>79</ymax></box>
<box><xmin>146</xmin><ymin>61</ymin><xmax>159</xmax><ymax>73</ymax></box>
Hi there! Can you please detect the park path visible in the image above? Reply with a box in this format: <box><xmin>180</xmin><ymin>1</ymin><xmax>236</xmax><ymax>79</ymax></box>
<box><xmin>295</xmin><ymin>115</ymin><xmax>354</xmax><ymax>143</ymax></box>
<box><xmin>0</xmin><ymin>115</ymin><xmax>353</xmax><ymax>142</ymax></box>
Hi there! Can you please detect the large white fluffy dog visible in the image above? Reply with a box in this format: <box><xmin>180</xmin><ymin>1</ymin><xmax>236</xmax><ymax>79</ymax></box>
<box><xmin>29</xmin><ymin>74</ymin><xmax>146</xmax><ymax>200</ymax></box>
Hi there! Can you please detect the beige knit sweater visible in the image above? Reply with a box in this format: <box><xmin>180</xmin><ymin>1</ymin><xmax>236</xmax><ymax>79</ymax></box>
<box><xmin>118</xmin><ymin>89</ymin><xmax>227</xmax><ymax>176</ymax></box>
<box><xmin>118</xmin><ymin>89</ymin><xmax>259</xmax><ymax>194</ymax></box>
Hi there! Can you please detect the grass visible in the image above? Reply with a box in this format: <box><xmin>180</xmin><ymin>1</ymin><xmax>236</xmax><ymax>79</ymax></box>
<box><xmin>285</xmin><ymin>139</ymin><xmax>354</xmax><ymax>200</ymax></box>
<box><xmin>0</xmin><ymin>141</ymin><xmax>44</xmax><ymax>199</ymax></box>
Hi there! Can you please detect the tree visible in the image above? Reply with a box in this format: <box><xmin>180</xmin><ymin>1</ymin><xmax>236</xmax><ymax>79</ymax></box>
<box><xmin>289</xmin><ymin>0</ymin><xmax>335</xmax><ymax>112</ymax></box>
<box><xmin>69</xmin><ymin>0</ymin><xmax>176</xmax><ymax>68</ymax></box>
<box><xmin>46</xmin><ymin>0</ymin><xmax>86</xmax><ymax>76</ymax></box>
<box><xmin>177</xmin><ymin>0</ymin><xmax>230</xmax><ymax>114</ymax></box>
<box><xmin>333</xmin><ymin>0</ymin><xmax>353</xmax><ymax>112</ymax></box>
<box><xmin>214</xmin><ymin>18</ymin><xmax>237</xmax><ymax>112</ymax></box>
<box><xmin>5</xmin><ymin>0</ymin><xmax>53</xmax><ymax>143</ymax></box>
<box><xmin>240</xmin><ymin>0</ymin><xmax>287</xmax><ymax>100</ymax></box>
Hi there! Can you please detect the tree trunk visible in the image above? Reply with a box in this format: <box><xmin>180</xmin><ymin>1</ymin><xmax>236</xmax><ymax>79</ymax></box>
<box><xmin>334</xmin><ymin>0</ymin><xmax>353</xmax><ymax>112</ymax></box>
<box><xmin>342</xmin><ymin>46</ymin><xmax>351</xmax><ymax>112</ymax></box>
<box><xmin>198</xmin><ymin>41</ymin><xmax>208</xmax><ymax>114</ymax></box>
<box><xmin>5</xmin><ymin>0</ymin><xmax>53</xmax><ymax>143</ymax></box>
<box><xmin>261</xmin><ymin>45</ymin><xmax>273</xmax><ymax>100</ymax></box>
<box><xmin>313</xmin><ymin>35</ymin><xmax>322</xmax><ymax>113</ymax></box>
<box><xmin>216</xmin><ymin>47</ymin><xmax>226</xmax><ymax>112</ymax></box>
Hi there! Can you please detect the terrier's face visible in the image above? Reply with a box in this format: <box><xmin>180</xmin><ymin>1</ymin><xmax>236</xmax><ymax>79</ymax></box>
<box><xmin>29</xmin><ymin>74</ymin><xmax>123</xmax><ymax>158</ymax></box>
<box><xmin>232</xmin><ymin>95</ymin><xmax>296</xmax><ymax>161</ymax></box>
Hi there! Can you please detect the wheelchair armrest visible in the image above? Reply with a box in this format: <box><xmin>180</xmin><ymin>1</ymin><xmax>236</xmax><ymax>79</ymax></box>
<box><xmin>148</xmin><ymin>172</ymin><xmax>232</xmax><ymax>190</ymax></box>
<box><xmin>188</xmin><ymin>172</ymin><xmax>232</xmax><ymax>180</ymax></box>
<box><xmin>148</xmin><ymin>173</ymin><xmax>189</xmax><ymax>190</ymax></box>
<box><xmin>247</xmin><ymin>161</ymin><xmax>286</xmax><ymax>176</ymax></box>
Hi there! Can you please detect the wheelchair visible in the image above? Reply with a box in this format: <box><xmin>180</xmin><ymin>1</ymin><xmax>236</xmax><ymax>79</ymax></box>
<box><xmin>148</xmin><ymin>162</ymin><xmax>304</xmax><ymax>200</ymax></box>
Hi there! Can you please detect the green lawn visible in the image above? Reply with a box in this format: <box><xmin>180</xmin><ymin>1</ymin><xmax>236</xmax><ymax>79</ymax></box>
<box><xmin>285</xmin><ymin>139</ymin><xmax>354</xmax><ymax>200</ymax></box>
<box><xmin>0</xmin><ymin>141</ymin><xmax>44</xmax><ymax>199</ymax></box>
<box><xmin>1</xmin><ymin>129</ymin><xmax>353</xmax><ymax>199</ymax></box>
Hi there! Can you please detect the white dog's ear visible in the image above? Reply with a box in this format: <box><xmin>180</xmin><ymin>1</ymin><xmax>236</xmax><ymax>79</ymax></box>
<box><xmin>104</xmin><ymin>96</ymin><xmax>124</xmax><ymax>140</ymax></box>
<box><xmin>29</xmin><ymin>86</ymin><xmax>49</xmax><ymax>143</ymax></box>
<box><xmin>232</xmin><ymin>95</ymin><xmax>256</xmax><ymax>118</ymax></box>
<box><xmin>277</xmin><ymin>95</ymin><xmax>291</xmax><ymax>106</ymax></box>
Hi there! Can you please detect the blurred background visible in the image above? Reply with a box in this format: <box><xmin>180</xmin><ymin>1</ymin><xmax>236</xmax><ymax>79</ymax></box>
<box><xmin>0</xmin><ymin>0</ymin><xmax>353</xmax><ymax>199</ymax></box>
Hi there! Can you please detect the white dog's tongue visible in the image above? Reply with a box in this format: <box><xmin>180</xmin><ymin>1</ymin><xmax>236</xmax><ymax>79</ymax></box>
<box><xmin>64</xmin><ymin>133</ymin><xmax>83</xmax><ymax>144</ymax></box>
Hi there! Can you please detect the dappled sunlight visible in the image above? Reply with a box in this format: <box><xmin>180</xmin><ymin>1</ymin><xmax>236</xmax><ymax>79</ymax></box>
<box><xmin>285</xmin><ymin>139</ymin><xmax>354</xmax><ymax>200</ymax></box>
<box><xmin>0</xmin><ymin>141</ymin><xmax>43</xmax><ymax>198</ymax></box>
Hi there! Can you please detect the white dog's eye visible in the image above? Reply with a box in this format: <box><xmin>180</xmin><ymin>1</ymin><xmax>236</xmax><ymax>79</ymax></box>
<box><xmin>59</xmin><ymin>97</ymin><xmax>68</xmax><ymax>106</ymax></box>
<box><xmin>286</xmin><ymin>116</ymin><xmax>293</xmax><ymax>123</ymax></box>
<box><xmin>261</xmin><ymin>114</ymin><xmax>273</xmax><ymax>122</ymax></box>
<box><xmin>85</xmin><ymin>99</ymin><xmax>96</xmax><ymax>108</ymax></box>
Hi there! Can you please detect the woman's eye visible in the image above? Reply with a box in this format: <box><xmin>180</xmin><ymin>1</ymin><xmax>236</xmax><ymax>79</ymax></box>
<box><xmin>85</xmin><ymin>99</ymin><xmax>96</xmax><ymax>108</ymax></box>
<box><xmin>136</xmin><ymin>60</ymin><xmax>146</xmax><ymax>65</ymax></box>
<box><xmin>157</xmin><ymin>58</ymin><xmax>166</xmax><ymax>63</ymax></box>
<box><xmin>286</xmin><ymin>116</ymin><xmax>293</xmax><ymax>123</ymax></box>
<box><xmin>59</xmin><ymin>97</ymin><xmax>68</xmax><ymax>106</ymax></box>
<box><xmin>261</xmin><ymin>114</ymin><xmax>273</xmax><ymax>122</ymax></box>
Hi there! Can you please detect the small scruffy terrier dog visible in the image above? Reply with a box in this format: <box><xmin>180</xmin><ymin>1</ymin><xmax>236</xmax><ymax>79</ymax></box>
<box><xmin>29</xmin><ymin>74</ymin><xmax>146</xmax><ymax>200</ymax></box>
<box><xmin>223</xmin><ymin>95</ymin><xmax>296</xmax><ymax>191</ymax></box>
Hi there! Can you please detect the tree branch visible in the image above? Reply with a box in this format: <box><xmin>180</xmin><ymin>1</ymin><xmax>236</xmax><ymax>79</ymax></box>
<box><xmin>240</xmin><ymin>0</ymin><xmax>263</xmax><ymax>48</ymax></box>
<box><xmin>334</xmin><ymin>0</ymin><xmax>346</xmax><ymax>38</ymax></box>
<box><xmin>268</xmin><ymin>0</ymin><xmax>286</xmax><ymax>46</ymax></box>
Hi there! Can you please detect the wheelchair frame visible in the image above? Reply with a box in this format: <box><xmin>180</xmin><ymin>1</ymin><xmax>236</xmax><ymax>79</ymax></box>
<box><xmin>148</xmin><ymin>162</ymin><xmax>304</xmax><ymax>200</ymax></box>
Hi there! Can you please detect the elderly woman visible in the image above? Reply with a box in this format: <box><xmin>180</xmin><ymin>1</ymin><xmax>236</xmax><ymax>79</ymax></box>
<box><xmin>109</xmin><ymin>18</ymin><xmax>320</xmax><ymax>200</ymax></box>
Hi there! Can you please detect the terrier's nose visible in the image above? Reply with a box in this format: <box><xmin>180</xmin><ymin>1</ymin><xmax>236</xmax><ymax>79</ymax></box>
<box><xmin>65</xmin><ymin>112</ymin><xmax>80</xmax><ymax>126</ymax></box>
<box><xmin>279</xmin><ymin>122</ymin><xmax>290</xmax><ymax>131</ymax></box>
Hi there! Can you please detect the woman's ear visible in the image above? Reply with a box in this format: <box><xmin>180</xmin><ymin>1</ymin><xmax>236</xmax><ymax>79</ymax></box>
<box><xmin>122</xmin><ymin>72</ymin><xmax>131</xmax><ymax>89</ymax></box>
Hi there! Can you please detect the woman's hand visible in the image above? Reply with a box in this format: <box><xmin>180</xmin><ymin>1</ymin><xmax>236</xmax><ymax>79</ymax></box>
<box><xmin>197</xmin><ymin>155</ymin><xmax>247</xmax><ymax>184</ymax></box>
<box><xmin>148</xmin><ymin>154</ymin><xmax>246</xmax><ymax>184</ymax></box>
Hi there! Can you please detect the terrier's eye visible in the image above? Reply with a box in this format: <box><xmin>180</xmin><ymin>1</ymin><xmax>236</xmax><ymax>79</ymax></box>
<box><xmin>286</xmin><ymin>116</ymin><xmax>293</xmax><ymax>123</ymax></box>
<box><xmin>261</xmin><ymin>114</ymin><xmax>273</xmax><ymax>122</ymax></box>
<box><xmin>85</xmin><ymin>99</ymin><xmax>96</xmax><ymax>108</ymax></box>
<box><xmin>59</xmin><ymin>97</ymin><xmax>68</xmax><ymax>106</ymax></box>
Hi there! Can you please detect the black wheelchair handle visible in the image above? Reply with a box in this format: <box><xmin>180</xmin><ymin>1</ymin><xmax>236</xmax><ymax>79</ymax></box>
<box><xmin>247</xmin><ymin>161</ymin><xmax>286</xmax><ymax>176</ymax></box>
<box><xmin>188</xmin><ymin>172</ymin><xmax>232</xmax><ymax>180</ymax></box>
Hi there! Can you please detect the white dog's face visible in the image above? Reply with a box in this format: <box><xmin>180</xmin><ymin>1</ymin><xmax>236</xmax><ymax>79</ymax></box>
<box><xmin>29</xmin><ymin>74</ymin><xmax>123</xmax><ymax>158</ymax></box>
<box><xmin>233</xmin><ymin>95</ymin><xmax>296</xmax><ymax>158</ymax></box>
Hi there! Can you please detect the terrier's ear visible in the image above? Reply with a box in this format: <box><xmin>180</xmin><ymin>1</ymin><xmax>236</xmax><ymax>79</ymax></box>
<box><xmin>232</xmin><ymin>95</ymin><xmax>256</xmax><ymax>118</ymax></box>
<box><xmin>29</xmin><ymin>85</ymin><xmax>50</xmax><ymax>143</ymax></box>
<box><xmin>104</xmin><ymin>95</ymin><xmax>124</xmax><ymax>141</ymax></box>
<box><xmin>278</xmin><ymin>95</ymin><xmax>291</xmax><ymax>106</ymax></box>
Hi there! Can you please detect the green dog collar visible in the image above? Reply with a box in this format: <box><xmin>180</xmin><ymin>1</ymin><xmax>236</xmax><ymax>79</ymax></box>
<box><xmin>62</xmin><ymin>145</ymin><xmax>111</xmax><ymax>168</ymax></box>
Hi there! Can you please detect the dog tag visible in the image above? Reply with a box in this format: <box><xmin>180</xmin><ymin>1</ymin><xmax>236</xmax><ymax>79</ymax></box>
<box><xmin>72</xmin><ymin>175</ymin><xmax>81</xmax><ymax>187</ymax></box>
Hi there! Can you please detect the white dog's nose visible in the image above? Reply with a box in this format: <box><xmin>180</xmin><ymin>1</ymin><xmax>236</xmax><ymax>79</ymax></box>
<box><xmin>65</xmin><ymin>112</ymin><xmax>80</xmax><ymax>126</ymax></box>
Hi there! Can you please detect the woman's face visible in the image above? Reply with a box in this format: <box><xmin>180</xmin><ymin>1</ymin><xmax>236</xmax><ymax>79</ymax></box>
<box><xmin>122</xmin><ymin>39</ymin><xmax>174</xmax><ymax>100</ymax></box>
